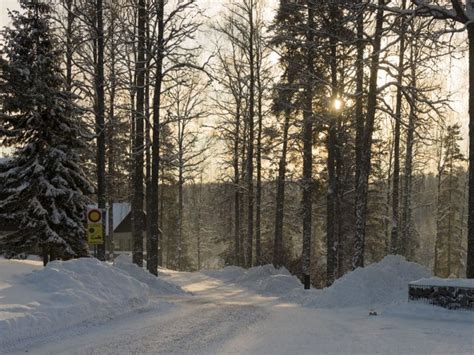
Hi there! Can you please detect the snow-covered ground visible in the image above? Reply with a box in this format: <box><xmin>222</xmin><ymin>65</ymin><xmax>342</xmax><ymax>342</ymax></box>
<box><xmin>0</xmin><ymin>256</ymin><xmax>182</xmax><ymax>350</ymax></box>
<box><xmin>1</xmin><ymin>256</ymin><xmax>473</xmax><ymax>354</ymax></box>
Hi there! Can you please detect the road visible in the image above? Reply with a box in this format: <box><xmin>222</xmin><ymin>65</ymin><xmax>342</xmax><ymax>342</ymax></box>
<box><xmin>7</xmin><ymin>269</ymin><xmax>474</xmax><ymax>354</ymax></box>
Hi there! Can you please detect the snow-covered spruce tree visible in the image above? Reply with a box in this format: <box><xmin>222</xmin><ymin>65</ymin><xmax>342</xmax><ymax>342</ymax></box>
<box><xmin>0</xmin><ymin>0</ymin><xmax>92</xmax><ymax>264</ymax></box>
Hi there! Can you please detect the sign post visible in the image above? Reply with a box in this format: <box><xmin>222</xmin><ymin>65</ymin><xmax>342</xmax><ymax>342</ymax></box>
<box><xmin>86</xmin><ymin>208</ymin><xmax>104</xmax><ymax>245</ymax></box>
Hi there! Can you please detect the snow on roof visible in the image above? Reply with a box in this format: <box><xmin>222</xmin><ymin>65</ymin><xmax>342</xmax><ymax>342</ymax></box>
<box><xmin>410</xmin><ymin>277</ymin><xmax>474</xmax><ymax>289</ymax></box>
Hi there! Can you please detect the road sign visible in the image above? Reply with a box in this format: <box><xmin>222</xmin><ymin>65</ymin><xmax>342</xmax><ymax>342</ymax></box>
<box><xmin>87</xmin><ymin>208</ymin><xmax>102</xmax><ymax>224</ymax></box>
<box><xmin>86</xmin><ymin>208</ymin><xmax>103</xmax><ymax>245</ymax></box>
<box><xmin>87</xmin><ymin>223</ymin><xmax>103</xmax><ymax>244</ymax></box>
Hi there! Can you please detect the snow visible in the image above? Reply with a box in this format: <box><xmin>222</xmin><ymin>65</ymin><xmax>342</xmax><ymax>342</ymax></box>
<box><xmin>202</xmin><ymin>265</ymin><xmax>246</xmax><ymax>281</ymax></box>
<box><xmin>2</xmin><ymin>255</ymin><xmax>473</xmax><ymax>354</ymax></box>
<box><xmin>114</xmin><ymin>254</ymin><xmax>187</xmax><ymax>295</ymax></box>
<box><xmin>301</xmin><ymin>255</ymin><xmax>431</xmax><ymax>308</ymax></box>
<box><xmin>235</xmin><ymin>265</ymin><xmax>302</xmax><ymax>296</ymax></box>
<box><xmin>384</xmin><ymin>302</ymin><xmax>474</xmax><ymax>323</ymax></box>
<box><xmin>0</xmin><ymin>256</ymin><xmax>183</xmax><ymax>349</ymax></box>
<box><xmin>410</xmin><ymin>277</ymin><xmax>474</xmax><ymax>289</ymax></box>
<box><xmin>205</xmin><ymin>255</ymin><xmax>431</xmax><ymax>308</ymax></box>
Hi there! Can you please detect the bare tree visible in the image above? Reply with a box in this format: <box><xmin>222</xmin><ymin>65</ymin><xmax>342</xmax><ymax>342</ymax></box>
<box><xmin>410</xmin><ymin>0</ymin><xmax>474</xmax><ymax>278</ymax></box>
<box><xmin>167</xmin><ymin>73</ymin><xmax>209</xmax><ymax>270</ymax></box>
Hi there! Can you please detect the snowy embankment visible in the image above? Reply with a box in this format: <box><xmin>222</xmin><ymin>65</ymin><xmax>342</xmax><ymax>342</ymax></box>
<box><xmin>0</xmin><ymin>256</ymin><xmax>185</xmax><ymax>348</ymax></box>
<box><xmin>205</xmin><ymin>256</ymin><xmax>432</xmax><ymax>308</ymax></box>
<box><xmin>300</xmin><ymin>255</ymin><xmax>431</xmax><ymax>308</ymax></box>
<box><xmin>202</xmin><ymin>256</ymin><xmax>474</xmax><ymax>325</ymax></box>
<box><xmin>113</xmin><ymin>255</ymin><xmax>186</xmax><ymax>295</ymax></box>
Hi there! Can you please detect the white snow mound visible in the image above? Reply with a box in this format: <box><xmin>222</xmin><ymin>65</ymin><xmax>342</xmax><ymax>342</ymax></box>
<box><xmin>236</xmin><ymin>264</ymin><xmax>302</xmax><ymax>295</ymax></box>
<box><xmin>0</xmin><ymin>258</ymin><xmax>149</xmax><ymax>347</ymax></box>
<box><xmin>303</xmin><ymin>255</ymin><xmax>431</xmax><ymax>308</ymax></box>
<box><xmin>114</xmin><ymin>254</ymin><xmax>186</xmax><ymax>295</ymax></box>
<box><xmin>204</xmin><ymin>264</ymin><xmax>301</xmax><ymax>295</ymax></box>
<box><xmin>202</xmin><ymin>266</ymin><xmax>246</xmax><ymax>282</ymax></box>
<box><xmin>207</xmin><ymin>256</ymin><xmax>431</xmax><ymax>308</ymax></box>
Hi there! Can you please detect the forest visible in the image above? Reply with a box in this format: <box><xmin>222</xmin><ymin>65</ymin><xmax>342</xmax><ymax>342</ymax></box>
<box><xmin>1</xmin><ymin>0</ymin><xmax>474</xmax><ymax>289</ymax></box>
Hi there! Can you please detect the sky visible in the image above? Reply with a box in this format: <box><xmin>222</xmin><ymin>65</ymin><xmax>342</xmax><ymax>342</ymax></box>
<box><xmin>0</xmin><ymin>0</ymin><xmax>15</xmax><ymax>157</ymax></box>
<box><xmin>0</xmin><ymin>0</ymin><xmax>17</xmax><ymax>26</ymax></box>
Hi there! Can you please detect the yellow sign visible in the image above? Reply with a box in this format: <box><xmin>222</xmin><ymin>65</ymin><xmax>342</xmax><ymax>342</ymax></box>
<box><xmin>87</xmin><ymin>223</ymin><xmax>103</xmax><ymax>245</ymax></box>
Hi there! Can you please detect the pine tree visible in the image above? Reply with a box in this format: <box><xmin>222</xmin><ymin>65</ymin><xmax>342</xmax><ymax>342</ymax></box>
<box><xmin>0</xmin><ymin>0</ymin><xmax>92</xmax><ymax>264</ymax></box>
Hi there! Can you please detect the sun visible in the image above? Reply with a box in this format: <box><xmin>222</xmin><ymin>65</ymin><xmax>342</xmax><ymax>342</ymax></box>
<box><xmin>333</xmin><ymin>98</ymin><xmax>343</xmax><ymax>111</ymax></box>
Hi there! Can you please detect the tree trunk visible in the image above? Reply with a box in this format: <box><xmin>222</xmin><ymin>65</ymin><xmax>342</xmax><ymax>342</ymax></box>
<box><xmin>447</xmin><ymin>154</ymin><xmax>453</xmax><ymax>276</ymax></box>
<box><xmin>273</xmin><ymin>107</ymin><xmax>291</xmax><ymax>268</ymax></box>
<box><xmin>240</xmin><ymin>113</ymin><xmax>247</xmax><ymax>266</ymax></box>
<box><xmin>302</xmin><ymin>0</ymin><xmax>315</xmax><ymax>289</ymax></box>
<box><xmin>145</xmin><ymin>1</ymin><xmax>152</xmax><ymax>268</ymax></box>
<box><xmin>354</xmin><ymin>0</ymin><xmax>365</xmax><ymax>198</ymax></box>
<box><xmin>401</xmin><ymin>42</ymin><xmax>416</xmax><ymax>259</ymax></box>
<box><xmin>327</xmin><ymin>121</ymin><xmax>337</xmax><ymax>285</ymax></box>
<box><xmin>177</xmin><ymin>173</ymin><xmax>183</xmax><ymax>271</ymax></box>
<box><xmin>107</xmin><ymin>12</ymin><xmax>117</xmax><ymax>260</ymax></box>
<box><xmin>385</xmin><ymin>134</ymin><xmax>394</xmax><ymax>253</ymax></box>
<box><xmin>391</xmin><ymin>0</ymin><xmax>407</xmax><ymax>255</ymax></box>
<box><xmin>234</xmin><ymin>106</ymin><xmax>241</xmax><ymax>265</ymax></box>
<box><xmin>132</xmin><ymin>0</ymin><xmax>146</xmax><ymax>267</ymax></box>
<box><xmin>159</xmin><ymin>167</ymin><xmax>165</xmax><ymax>266</ymax></box>
<box><xmin>467</xmin><ymin>24</ymin><xmax>474</xmax><ymax>278</ymax></box>
<box><xmin>149</xmin><ymin>0</ymin><xmax>165</xmax><ymax>275</ymax></box>
<box><xmin>326</xmin><ymin>5</ymin><xmax>339</xmax><ymax>286</ymax></box>
<box><xmin>246</xmin><ymin>0</ymin><xmax>256</xmax><ymax>268</ymax></box>
<box><xmin>434</xmin><ymin>128</ymin><xmax>444</xmax><ymax>276</ymax></box>
<box><xmin>255</xmin><ymin>88</ymin><xmax>262</xmax><ymax>266</ymax></box>
<box><xmin>65</xmin><ymin>0</ymin><xmax>74</xmax><ymax>94</ymax></box>
<box><xmin>95</xmin><ymin>0</ymin><xmax>106</xmax><ymax>261</ymax></box>
<box><xmin>255</xmin><ymin>33</ymin><xmax>263</xmax><ymax>266</ymax></box>
<box><xmin>42</xmin><ymin>246</ymin><xmax>49</xmax><ymax>266</ymax></box>
<box><xmin>197</xmin><ymin>178</ymin><xmax>203</xmax><ymax>270</ymax></box>
<box><xmin>177</xmin><ymin>136</ymin><xmax>184</xmax><ymax>270</ymax></box>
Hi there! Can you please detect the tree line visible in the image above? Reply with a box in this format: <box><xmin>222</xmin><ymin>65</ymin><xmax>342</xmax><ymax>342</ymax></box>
<box><xmin>0</xmin><ymin>0</ymin><xmax>473</xmax><ymax>286</ymax></box>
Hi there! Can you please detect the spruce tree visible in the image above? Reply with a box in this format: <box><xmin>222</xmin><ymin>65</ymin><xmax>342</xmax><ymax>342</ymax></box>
<box><xmin>435</xmin><ymin>124</ymin><xmax>466</xmax><ymax>277</ymax></box>
<box><xmin>0</xmin><ymin>0</ymin><xmax>92</xmax><ymax>263</ymax></box>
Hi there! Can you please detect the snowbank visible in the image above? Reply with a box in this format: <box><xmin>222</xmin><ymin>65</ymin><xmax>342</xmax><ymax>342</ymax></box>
<box><xmin>202</xmin><ymin>265</ymin><xmax>301</xmax><ymax>296</ymax></box>
<box><xmin>300</xmin><ymin>255</ymin><xmax>431</xmax><ymax>308</ymax></box>
<box><xmin>0</xmin><ymin>257</ymin><xmax>183</xmax><ymax>348</ymax></box>
<box><xmin>202</xmin><ymin>266</ymin><xmax>246</xmax><ymax>282</ymax></box>
<box><xmin>235</xmin><ymin>265</ymin><xmax>302</xmax><ymax>296</ymax></box>
<box><xmin>204</xmin><ymin>256</ymin><xmax>431</xmax><ymax>309</ymax></box>
<box><xmin>114</xmin><ymin>255</ymin><xmax>186</xmax><ymax>295</ymax></box>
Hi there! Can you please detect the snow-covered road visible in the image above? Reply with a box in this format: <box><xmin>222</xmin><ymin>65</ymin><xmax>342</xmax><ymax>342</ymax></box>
<box><xmin>6</xmin><ymin>267</ymin><xmax>473</xmax><ymax>355</ymax></box>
